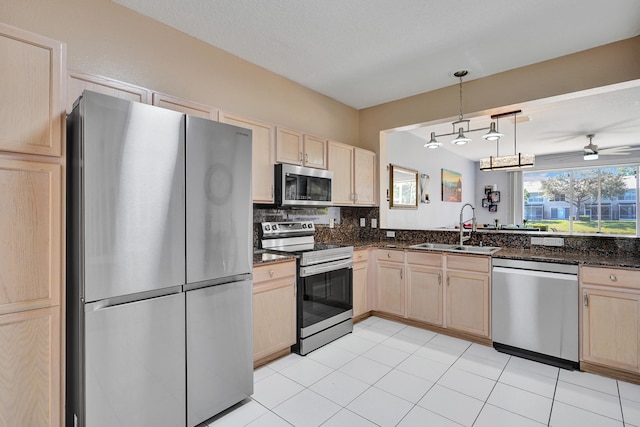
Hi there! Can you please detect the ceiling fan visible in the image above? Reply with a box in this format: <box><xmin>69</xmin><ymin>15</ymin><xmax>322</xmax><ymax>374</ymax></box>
<box><xmin>582</xmin><ymin>134</ymin><xmax>640</xmax><ymax>160</ymax></box>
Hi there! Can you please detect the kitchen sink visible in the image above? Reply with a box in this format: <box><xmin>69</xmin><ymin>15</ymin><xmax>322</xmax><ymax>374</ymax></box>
<box><xmin>410</xmin><ymin>243</ymin><xmax>458</xmax><ymax>250</ymax></box>
<box><xmin>409</xmin><ymin>242</ymin><xmax>501</xmax><ymax>255</ymax></box>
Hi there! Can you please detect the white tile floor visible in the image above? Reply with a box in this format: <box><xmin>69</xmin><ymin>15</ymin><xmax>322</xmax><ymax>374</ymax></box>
<box><xmin>206</xmin><ymin>316</ymin><xmax>640</xmax><ymax>427</ymax></box>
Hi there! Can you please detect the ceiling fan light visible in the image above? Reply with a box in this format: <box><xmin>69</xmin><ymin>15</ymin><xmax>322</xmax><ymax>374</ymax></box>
<box><xmin>451</xmin><ymin>128</ymin><xmax>472</xmax><ymax>145</ymax></box>
<box><xmin>424</xmin><ymin>132</ymin><xmax>442</xmax><ymax>149</ymax></box>
<box><xmin>482</xmin><ymin>122</ymin><xmax>503</xmax><ymax>141</ymax></box>
<box><xmin>584</xmin><ymin>152</ymin><xmax>599</xmax><ymax>160</ymax></box>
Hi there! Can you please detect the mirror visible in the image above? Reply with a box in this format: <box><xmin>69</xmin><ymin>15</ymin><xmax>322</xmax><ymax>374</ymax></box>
<box><xmin>389</xmin><ymin>164</ymin><xmax>418</xmax><ymax>208</ymax></box>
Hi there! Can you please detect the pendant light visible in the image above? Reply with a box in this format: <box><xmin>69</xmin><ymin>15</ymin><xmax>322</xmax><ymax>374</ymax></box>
<box><xmin>479</xmin><ymin>110</ymin><xmax>535</xmax><ymax>171</ymax></box>
<box><xmin>424</xmin><ymin>70</ymin><xmax>502</xmax><ymax>148</ymax></box>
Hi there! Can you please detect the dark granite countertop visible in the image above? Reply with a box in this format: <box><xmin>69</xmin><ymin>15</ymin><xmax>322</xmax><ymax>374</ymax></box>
<box><xmin>253</xmin><ymin>240</ymin><xmax>640</xmax><ymax>268</ymax></box>
<box><xmin>252</xmin><ymin>250</ymin><xmax>296</xmax><ymax>266</ymax></box>
<box><xmin>328</xmin><ymin>240</ymin><xmax>640</xmax><ymax>269</ymax></box>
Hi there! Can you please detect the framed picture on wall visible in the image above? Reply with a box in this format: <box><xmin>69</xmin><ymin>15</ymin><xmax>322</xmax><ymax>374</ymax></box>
<box><xmin>482</xmin><ymin>198</ymin><xmax>489</xmax><ymax>208</ymax></box>
<box><xmin>489</xmin><ymin>204</ymin><xmax>498</xmax><ymax>212</ymax></box>
<box><xmin>489</xmin><ymin>191</ymin><xmax>500</xmax><ymax>202</ymax></box>
<box><xmin>484</xmin><ymin>185</ymin><xmax>493</xmax><ymax>195</ymax></box>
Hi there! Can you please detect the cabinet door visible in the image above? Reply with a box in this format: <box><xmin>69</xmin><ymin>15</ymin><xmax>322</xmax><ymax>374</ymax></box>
<box><xmin>276</xmin><ymin>127</ymin><xmax>303</xmax><ymax>165</ymax></box>
<box><xmin>303</xmin><ymin>134</ymin><xmax>327</xmax><ymax>169</ymax></box>
<box><xmin>68</xmin><ymin>70</ymin><xmax>151</xmax><ymax>111</ymax></box>
<box><xmin>0</xmin><ymin>306</ymin><xmax>61</xmax><ymax>427</ymax></box>
<box><xmin>407</xmin><ymin>265</ymin><xmax>443</xmax><ymax>325</ymax></box>
<box><xmin>582</xmin><ymin>287</ymin><xmax>640</xmax><ymax>372</ymax></box>
<box><xmin>220</xmin><ymin>112</ymin><xmax>275</xmax><ymax>203</ymax></box>
<box><xmin>446</xmin><ymin>271</ymin><xmax>490</xmax><ymax>338</ymax></box>
<box><xmin>253</xmin><ymin>276</ymin><xmax>296</xmax><ymax>361</ymax></box>
<box><xmin>353</xmin><ymin>261</ymin><xmax>369</xmax><ymax>318</ymax></box>
<box><xmin>328</xmin><ymin>141</ymin><xmax>354</xmax><ymax>205</ymax></box>
<box><xmin>354</xmin><ymin>148</ymin><xmax>376</xmax><ymax>205</ymax></box>
<box><xmin>152</xmin><ymin>92</ymin><xmax>218</xmax><ymax>120</ymax></box>
<box><xmin>377</xmin><ymin>262</ymin><xmax>405</xmax><ymax>316</ymax></box>
<box><xmin>0</xmin><ymin>23</ymin><xmax>64</xmax><ymax>157</ymax></box>
<box><xmin>0</xmin><ymin>158</ymin><xmax>62</xmax><ymax>314</ymax></box>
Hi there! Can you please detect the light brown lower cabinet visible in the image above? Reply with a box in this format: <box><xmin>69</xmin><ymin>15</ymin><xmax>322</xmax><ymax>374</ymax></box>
<box><xmin>373</xmin><ymin>250</ymin><xmax>491</xmax><ymax>340</ymax></box>
<box><xmin>406</xmin><ymin>252</ymin><xmax>443</xmax><ymax>325</ymax></box>
<box><xmin>581</xmin><ymin>265</ymin><xmax>640</xmax><ymax>373</ymax></box>
<box><xmin>352</xmin><ymin>250</ymin><xmax>369</xmax><ymax>318</ymax></box>
<box><xmin>0</xmin><ymin>306</ymin><xmax>60</xmax><ymax>427</ymax></box>
<box><xmin>376</xmin><ymin>249</ymin><xmax>406</xmax><ymax>317</ymax></box>
<box><xmin>253</xmin><ymin>261</ymin><xmax>296</xmax><ymax>362</ymax></box>
<box><xmin>444</xmin><ymin>255</ymin><xmax>491</xmax><ymax>339</ymax></box>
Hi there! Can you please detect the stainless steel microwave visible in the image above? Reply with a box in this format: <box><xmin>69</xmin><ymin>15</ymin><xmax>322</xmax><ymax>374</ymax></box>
<box><xmin>275</xmin><ymin>164</ymin><xmax>333</xmax><ymax>207</ymax></box>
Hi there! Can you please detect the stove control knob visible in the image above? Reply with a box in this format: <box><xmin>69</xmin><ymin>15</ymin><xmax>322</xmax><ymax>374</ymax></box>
<box><xmin>265</xmin><ymin>225</ymin><xmax>271</xmax><ymax>231</ymax></box>
<box><xmin>302</xmin><ymin>223</ymin><xmax>307</xmax><ymax>229</ymax></box>
<box><xmin>272</xmin><ymin>224</ymin><xmax>278</xmax><ymax>231</ymax></box>
<box><xmin>308</xmin><ymin>222</ymin><xmax>314</xmax><ymax>229</ymax></box>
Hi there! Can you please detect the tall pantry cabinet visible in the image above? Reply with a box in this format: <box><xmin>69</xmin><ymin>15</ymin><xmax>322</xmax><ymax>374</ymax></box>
<box><xmin>0</xmin><ymin>23</ymin><xmax>66</xmax><ymax>427</ymax></box>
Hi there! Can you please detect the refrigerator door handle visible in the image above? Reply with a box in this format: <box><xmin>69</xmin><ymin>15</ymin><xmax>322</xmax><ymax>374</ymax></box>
<box><xmin>183</xmin><ymin>273</ymin><xmax>252</xmax><ymax>292</ymax></box>
<box><xmin>85</xmin><ymin>285</ymin><xmax>183</xmax><ymax>312</ymax></box>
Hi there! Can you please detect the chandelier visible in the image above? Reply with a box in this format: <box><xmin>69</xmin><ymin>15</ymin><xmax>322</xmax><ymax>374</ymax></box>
<box><xmin>479</xmin><ymin>110</ymin><xmax>535</xmax><ymax>171</ymax></box>
<box><xmin>424</xmin><ymin>70</ymin><xmax>503</xmax><ymax>149</ymax></box>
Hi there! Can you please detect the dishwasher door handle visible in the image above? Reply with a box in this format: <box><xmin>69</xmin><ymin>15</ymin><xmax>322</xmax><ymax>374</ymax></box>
<box><xmin>492</xmin><ymin>266</ymin><xmax>577</xmax><ymax>281</ymax></box>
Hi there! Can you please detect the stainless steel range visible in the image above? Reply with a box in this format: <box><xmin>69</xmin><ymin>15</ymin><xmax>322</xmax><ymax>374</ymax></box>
<box><xmin>260</xmin><ymin>221</ymin><xmax>353</xmax><ymax>355</ymax></box>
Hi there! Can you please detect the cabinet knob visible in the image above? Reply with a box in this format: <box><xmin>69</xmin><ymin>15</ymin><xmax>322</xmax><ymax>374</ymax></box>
<box><xmin>387</xmin><ymin>252</ymin><xmax>391</xmax><ymax>258</ymax></box>
<box><xmin>269</xmin><ymin>270</ymin><xmax>275</xmax><ymax>277</ymax></box>
<box><xmin>610</xmin><ymin>274</ymin><xmax>617</xmax><ymax>282</ymax></box>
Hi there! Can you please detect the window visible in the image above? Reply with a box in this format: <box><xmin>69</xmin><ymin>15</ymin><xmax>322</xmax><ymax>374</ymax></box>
<box><xmin>523</xmin><ymin>166</ymin><xmax>638</xmax><ymax>236</ymax></box>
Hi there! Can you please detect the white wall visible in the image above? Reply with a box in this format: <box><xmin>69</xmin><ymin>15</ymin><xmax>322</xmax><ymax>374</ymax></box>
<box><xmin>384</xmin><ymin>131</ymin><xmax>478</xmax><ymax>229</ymax></box>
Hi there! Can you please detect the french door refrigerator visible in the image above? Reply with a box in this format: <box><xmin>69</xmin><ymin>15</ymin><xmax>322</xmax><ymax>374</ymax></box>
<box><xmin>66</xmin><ymin>91</ymin><xmax>253</xmax><ymax>427</ymax></box>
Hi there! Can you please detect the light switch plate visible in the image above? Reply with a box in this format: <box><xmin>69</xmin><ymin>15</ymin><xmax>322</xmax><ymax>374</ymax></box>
<box><xmin>329</xmin><ymin>218</ymin><xmax>335</xmax><ymax>228</ymax></box>
<box><xmin>371</xmin><ymin>218</ymin><xmax>377</xmax><ymax>228</ymax></box>
<box><xmin>386</xmin><ymin>231</ymin><xmax>396</xmax><ymax>238</ymax></box>
<box><xmin>531</xmin><ymin>237</ymin><xmax>544</xmax><ymax>245</ymax></box>
<box><xmin>360</xmin><ymin>218</ymin><xmax>366</xmax><ymax>227</ymax></box>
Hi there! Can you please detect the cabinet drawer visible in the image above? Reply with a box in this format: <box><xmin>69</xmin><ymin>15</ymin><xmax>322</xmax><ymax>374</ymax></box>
<box><xmin>446</xmin><ymin>255</ymin><xmax>490</xmax><ymax>273</ymax></box>
<box><xmin>406</xmin><ymin>251</ymin><xmax>442</xmax><ymax>267</ymax></box>
<box><xmin>581</xmin><ymin>266</ymin><xmax>640</xmax><ymax>290</ymax></box>
<box><xmin>354</xmin><ymin>249</ymin><xmax>369</xmax><ymax>263</ymax></box>
<box><xmin>376</xmin><ymin>249</ymin><xmax>405</xmax><ymax>263</ymax></box>
<box><xmin>254</xmin><ymin>261</ymin><xmax>296</xmax><ymax>284</ymax></box>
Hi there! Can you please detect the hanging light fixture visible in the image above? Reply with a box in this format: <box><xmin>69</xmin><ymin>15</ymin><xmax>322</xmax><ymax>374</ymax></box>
<box><xmin>424</xmin><ymin>70</ymin><xmax>502</xmax><ymax>148</ymax></box>
<box><xmin>423</xmin><ymin>132</ymin><xmax>442</xmax><ymax>149</ymax></box>
<box><xmin>479</xmin><ymin>110</ymin><xmax>535</xmax><ymax>171</ymax></box>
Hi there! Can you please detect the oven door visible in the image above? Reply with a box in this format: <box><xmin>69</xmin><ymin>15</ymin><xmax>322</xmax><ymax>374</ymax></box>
<box><xmin>298</xmin><ymin>259</ymin><xmax>353</xmax><ymax>338</ymax></box>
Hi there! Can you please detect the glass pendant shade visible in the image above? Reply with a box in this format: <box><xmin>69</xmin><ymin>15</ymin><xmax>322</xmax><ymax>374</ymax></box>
<box><xmin>479</xmin><ymin>153</ymin><xmax>535</xmax><ymax>171</ymax></box>
<box><xmin>450</xmin><ymin>128</ymin><xmax>472</xmax><ymax>145</ymax></box>
<box><xmin>424</xmin><ymin>132</ymin><xmax>442</xmax><ymax>149</ymax></box>
<box><xmin>482</xmin><ymin>122</ymin><xmax>503</xmax><ymax>141</ymax></box>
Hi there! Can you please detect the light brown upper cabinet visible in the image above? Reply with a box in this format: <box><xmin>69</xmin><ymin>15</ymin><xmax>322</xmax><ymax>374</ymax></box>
<box><xmin>328</xmin><ymin>141</ymin><xmax>376</xmax><ymax>206</ymax></box>
<box><xmin>0</xmin><ymin>23</ymin><xmax>65</xmax><ymax>157</ymax></box>
<box><xmin>220</xmin><ymin>112</ymin><xmax>276</xmax><ymax>203</ymax></box>
<box><xmin>302</xmin><ymin>134</ymin><xmax>327</xmax><ymax>169</ymax></box>
<box><xmin>276</xmin><ymin>127</ymin><xmax>327</xmax><ymax>169</ymax></box>
<box><xmin>152</xmin><ymin>92</ymin><xmax>218</xmax><ymax>120</ymax></box>
<box><xmin>67</xmin><ymin>70</ymin><xmax>152</xmax><ymax>111</ymax></box>
<box><xmin>0</xmin><ymin>158</ymin><xmax>62</xmax><ymax>315</ymax></box>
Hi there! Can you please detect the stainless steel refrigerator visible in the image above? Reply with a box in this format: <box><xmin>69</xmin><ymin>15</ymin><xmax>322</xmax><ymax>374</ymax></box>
<box><xmin>66</xmin><ymin>91</ymin><xmax>253</xmax><ymax>427</ymax></box>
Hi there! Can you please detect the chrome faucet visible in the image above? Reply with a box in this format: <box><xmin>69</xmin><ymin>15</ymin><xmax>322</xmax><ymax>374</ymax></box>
<box><xmin>459</xmin><ymin>203</ymin><xmax>477</xmax><ymax>246</ymax></box>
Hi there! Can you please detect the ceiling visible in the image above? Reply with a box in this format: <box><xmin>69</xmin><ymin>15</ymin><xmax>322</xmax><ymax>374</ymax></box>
<box><xmin>113</xmin><ymin>0</ymin><xmax>640</xmax><ymax>160</ymax></box>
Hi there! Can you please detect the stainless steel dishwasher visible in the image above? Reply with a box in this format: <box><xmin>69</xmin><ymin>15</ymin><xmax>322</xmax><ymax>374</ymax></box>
<box><xmin>492</xmin><ymin>258</ymin><xmax>579</xmax><ymax>369</ymax></box>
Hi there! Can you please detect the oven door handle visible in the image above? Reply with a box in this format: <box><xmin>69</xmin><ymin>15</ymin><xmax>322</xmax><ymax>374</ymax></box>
<box><xmin>299</xmin><ymin>258</ymin><xmax>353</xmax><ymax>277</ymax></box>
